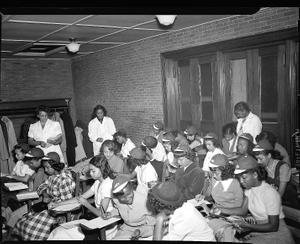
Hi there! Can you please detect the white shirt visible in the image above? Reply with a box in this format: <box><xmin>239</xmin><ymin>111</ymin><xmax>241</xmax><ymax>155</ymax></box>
<box><xmin>134</xmin><ymin>162</ymin><xmax>158</xmax><ymax>195</ymax></box>
<box><xmin>202</xmin><ymin>148</ymin><xmax>225</xmax><ymax>172</ymax></box>
<box><xmin>236</xmin><ymin>111</ymin><xmax>262</xmax><ymax>143</ymax></box>
<box><xmin>244</xmin><ymin>181</ymin><xmax>285</xmax><ymax>224</ymax></box>
<box><xmin>91</xmin><ymin>177</ymin><xmax>114</xmax><ymax>211</ymax></box>
<box><xmin>88</xmin><ymin>116</ymin><xmax>116</xmax><ymax>156</ymax></box>
<box><xmin>151</xmin><ymin>142</ymin><xmax>167</xmax><ymax>162</ymax></box>
<box><xmin>12</xmin><ymin>160</ymin><xmax>35</xmax><ymax>177</ymax></box>
<box><xmin>163</xmin><ymin>202</ymin><xmax>215</xmax><ymax>241</ymax></box>
<box><xmin>28</xmin><ymin>119</ymin><xmax>65</xmax><ymax>163</ymax></box>
<box><xmin>120</xmin><ymin>138</ymin><xmax>135</xmax><ymax>158</ymax></box>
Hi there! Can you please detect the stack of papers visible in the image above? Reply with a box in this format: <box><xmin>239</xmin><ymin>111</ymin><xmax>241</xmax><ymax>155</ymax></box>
<box><xmin>16</xmin><ymin>191</ymin><xmax>39</xmax><ymax>200</ymax></box>
<box><xmin>4</xmin><ymin>182</ymin><xmax>28</xmax><ymax>191</ymax></box>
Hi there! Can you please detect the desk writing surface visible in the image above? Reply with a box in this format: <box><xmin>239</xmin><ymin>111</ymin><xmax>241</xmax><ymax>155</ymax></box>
<box><xmin>52</xmin><ymin>202</ymin><xmax>81</xmax><ymax>212</ymax></box>
<box><xmin>60</xmin><ymin>216</ymin><xmax>120</xmax><ymax>230</ymax></box>
<box><xmin>81</xmin><ymin>216</ymin><xmax>120</xmax><ymax>229</ymax></box>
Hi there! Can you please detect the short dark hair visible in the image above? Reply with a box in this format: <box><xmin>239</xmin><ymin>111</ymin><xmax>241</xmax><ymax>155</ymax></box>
<box><xmin>113</xmin><ymin>130</ymin><xmax>127</xmax><ymax>140</ymax></box>
<box><xmin>100</xmin><ymin>140</ymin><xmax>118</xmax><ymax>154</ymax></box>
<box><xmin>234</xmin><ymin>101</ymin><xmax>250</xmax><ymax>112</ymax></box>
<box><xmin>91</xmin><ymin>105</ymin><xmax>107</xmax><ymax>119</ymax></box>
<box><xmin>255</xmin><ymin>131</ymin><xmax>277</xmax><ymax>148</ymax></box>
<box><xmin>44</xmin><ymin>159</ymin><xmax>65</xmax><ymax>172</ymax></box>
<box><xmin>36</xmin><ymin>105</ymin><xmax>50</xmax><ymax>115</ymax></box>
<box><xmin>219</xmin><ymin>164</ymin><xmax>236</xmax><ymax>180</ymax></box>
<box><xmin>235</xmin><ymin>165</ymin><xmax>267</xmax><ymax>182</ymax></box>
<box><xmin>254</xmin><ymin>149</ymin><xmax>283</xmax><ymax>160</ymax></box>
<box><xmin>204</xmin><ymin>138</ymin><xmax>220</xmax><ymax>148</ymax></box>
<box><xmin>222</xmin><ymin>123</ymin><xmax>237</xmax><ymax>136</ymax></box>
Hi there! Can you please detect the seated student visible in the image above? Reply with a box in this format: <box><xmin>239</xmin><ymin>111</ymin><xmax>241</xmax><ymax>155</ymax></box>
<box><xmin>230</xmin><ymin>133</ymin><xmax>256</xmax><ymax>163</ymax></box>
<box><xmin>256</xmin><ymin>131</ymin><xmax>291</xmax><ymax>166</ymax></box>
<box><xmin>141</xmin><ymin>136</ymin><xmax>167</xmax><ymax>162</ymax></box>
<box><xmin>113</xmin><ymin>129</ymin><xmax>136</xmax><ymax>159</ymax></box>
<box><xmin>148</xmin><ymin>181</ymin><xmax>216</xmax><ymax>241</ymax></box>
<box><xmin>253</xmin><ymin>139</ymin><xmax>299</xmax><ymax>209</ymax></box>
<box><xmin>213</xmin><ymin>155</ymin><xmax>295</xmax><ymax>244</ymax></box>
<box><xmin>118</xmin><ymin>147</ymin><xmax>159</xmax><ymax>195</ymax></box>
<box><xmin>171</xmin><ymin>144</ymin><xmax>206</xmax><ymax>201</ymax></box>
<box><xmin>172</xmin><ymin>130</ymin><xmax>190</xmax><ymax>147</ymax></box>
<box><xmin>2</xmin><ymin>148</ymin><xmax>47</xmax><ymax>240</ymax></box>
<box><xmin>11</xmin><ymin>152</ymin><xmax>76</xmax><ymax>240</ymax></box>
<box><xmin>1</xmin><ymin>143</ymin><xmax>35</xmax><ymax>208</ymax></box>
<box><xmin>48</xmin><ymin>154</ymin><xmax>118</xmax><ymax>240</ymax></box>
<box><xmin>100</xmin><ymin>139</ymin><xmax>125</xmax><ymax>173</ymax></box>
<box><xmin>202</xmin><ymin>132</ymin><xmax>225</xmax><ymax>175</ymax></box>
<box><xmin>183</xmin><ymin>125</ymin><xmax>204</xmax><ymax>151</ymax></box>
<box><xmin>5</xmin><ymin>143</ymin><xmax>34</xmax><ymax>182</ymax></box>
<box><xmin>149</xmin><ymin>121</ymin><xmax>165</xmax><ymax>144</ymax></box>
<box><xmin>102</xmin><ymin>175</ymin><xmax>156</xmax><ymax>240</ymax></box>
<box><xmin>221</xmin><ymin>123</ymin><xmax>238</xmax><ymax>158</ymax></box>
<box><xmin>161</xmin><ymin>133</ymin><xmax>179</xmax><ymax>177</ymax></box>
<box><xmin>196</xmin><ymin>154</ymin><xmax>244</xmax><ymax>209</ymax></box>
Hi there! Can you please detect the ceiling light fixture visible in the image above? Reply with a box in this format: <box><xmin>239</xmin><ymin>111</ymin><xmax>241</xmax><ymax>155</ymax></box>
<box><xmin>156</xmin><ymin>15</ymin><xmax>177</xmax><ymax>26</ymax></box>
<box><xmin>66</xmin><ymin>38</ymin><xmax>80</xmax><ymax>53</ymax></box>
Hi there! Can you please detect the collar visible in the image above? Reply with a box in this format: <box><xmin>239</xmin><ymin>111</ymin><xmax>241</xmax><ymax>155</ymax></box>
<box><xmin>213</xmin><ymin>178</ymin><xmax>233</xmax><ymax>192</ymax></box>
<box><xmin>183</xmin><ymin>162</ymin><xmax>195</xmax><ymax>172</ymax></box>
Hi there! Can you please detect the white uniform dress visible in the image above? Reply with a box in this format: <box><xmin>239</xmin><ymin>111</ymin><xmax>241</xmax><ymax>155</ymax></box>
<box><xmin>28</xmin><ymin>119</ymin><xmax>65</xmax><ymax>164</ymax></box>
<box><xmin>88</xmin><ymin>117</ymin><xmax>116</xmax><ymax>156</ymax></box>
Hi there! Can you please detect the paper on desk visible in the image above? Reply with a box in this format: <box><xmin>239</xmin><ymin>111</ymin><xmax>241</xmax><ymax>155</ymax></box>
<box><xmin>52</xmin><ymin>202</ymin><xmax>81</xmax><ymax>212</ymax></box>
<box><xmin>80</xmin><ymin>216</ymin><xmax>121</xmax><ymax>230</ymax></box>
<box><xmin>60</xmin><ymin>219</ymin><xmax>89</xmax><ymax>230</ymax></box>
<box><xmin>16</xmin><ymin>191</ymin><xmax>39</xmax><ymax>200</ymax></box>
<box><xmin>187</xmin><ymin>198</ymin><xmax>211</xmax><ymax>207</ymax></box>
<box><xmin>4</xmin><ymin>182</ymin><xmax>28</xmax><ymax>191</ymax></box>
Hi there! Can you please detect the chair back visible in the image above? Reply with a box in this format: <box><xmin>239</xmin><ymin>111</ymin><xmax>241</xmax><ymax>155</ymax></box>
<box><xmin>150</xmin><ymin>160</ymin><xmax>166</xmax><ymax>183</ymax></box>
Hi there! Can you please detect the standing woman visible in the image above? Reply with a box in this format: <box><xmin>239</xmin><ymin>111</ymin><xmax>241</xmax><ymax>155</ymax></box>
<box><xmin>88</xmin><ymin>105</ymin><xmax>116</xmax><ymax>156</ymax></box>
<box><xmin>214</xmin><ymin>155</ymin><xmax>295</xmax><ymax>244</ymax></box>
<box><xmin>11</xmin><ymin>152</ymin><xmax>75</xmax><ymax>240</ymax></box>
<box><xmin>28</xmin><ymin>105</ymin><xmax>65</xmax><ymax>165</ymax></box>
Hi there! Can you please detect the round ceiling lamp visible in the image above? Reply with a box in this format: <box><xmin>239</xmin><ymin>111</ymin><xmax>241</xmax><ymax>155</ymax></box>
<box><xmin>156</xmin><ymin>15</ymin><xmax>177</xmax><ymax>26</ymax></box>
<box><xmin>67</xmin><ymin>38</ymin><xmax>80</xmax><ymax>53</ymax></box>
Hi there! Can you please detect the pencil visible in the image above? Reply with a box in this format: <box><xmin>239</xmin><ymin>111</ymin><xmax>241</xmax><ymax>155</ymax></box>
<box><xmin>100</xmin><ymin>205</ymin><xmax>106</xmax><ymax>214</ymax></box>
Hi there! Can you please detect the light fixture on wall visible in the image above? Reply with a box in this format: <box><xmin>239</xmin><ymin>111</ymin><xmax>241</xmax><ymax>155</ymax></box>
<box><xmin>156</xmin><ymin>15</ymin><xmax>177</xmax><ymax>26</ymax></box>
<box><xmin>66</xmin><ymin>38</ymin><xmax>80</xmax><ymax>53</ymax></box>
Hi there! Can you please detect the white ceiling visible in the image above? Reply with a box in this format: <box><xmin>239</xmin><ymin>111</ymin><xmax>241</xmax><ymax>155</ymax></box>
<box><xmin>0</xmin><ymin>8</ymin><xmax>260</xmax><ymax>60</ymax></box>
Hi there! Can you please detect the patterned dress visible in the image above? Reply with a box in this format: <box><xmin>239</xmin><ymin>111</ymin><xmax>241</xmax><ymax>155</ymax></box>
<box><xmin>12</xmin><ymin>169</ymin><xmax>75</xmax><ymax>240</ymax></box>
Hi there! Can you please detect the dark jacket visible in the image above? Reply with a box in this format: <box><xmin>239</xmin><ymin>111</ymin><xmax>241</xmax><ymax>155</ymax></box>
<box><xmin>173</xmin><ymin>162</ymin><xmax>205</xmax><ymax>200</ymax></box>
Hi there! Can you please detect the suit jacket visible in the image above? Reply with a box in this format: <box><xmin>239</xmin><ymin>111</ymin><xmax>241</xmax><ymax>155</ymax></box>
<box><xmin>173</xmin><ymin>162</ymin><xmax>205</xmax><ymax>200</ymax></box>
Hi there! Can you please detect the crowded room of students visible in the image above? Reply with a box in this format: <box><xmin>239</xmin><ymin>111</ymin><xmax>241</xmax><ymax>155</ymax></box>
<box><xmin>1</xmin><ymin>7</ymin><xmax>299</xmax><ymax>243</ymax></box>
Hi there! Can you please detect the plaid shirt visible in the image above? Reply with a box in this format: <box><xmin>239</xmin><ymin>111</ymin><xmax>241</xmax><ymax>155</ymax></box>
<box><xmin>12</xmin><ymin>169</ymin><xmax>75</xmax><ymax>240</ymax></box>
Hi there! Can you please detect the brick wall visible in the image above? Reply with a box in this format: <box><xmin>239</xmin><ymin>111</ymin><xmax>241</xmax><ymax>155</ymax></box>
<box><xmin>72</xmin><ymin>7</ymin><xmax>299</xmax><ymax>145</ymax></box>
<box><xmin>0</xmin><ymin>59</ymin><xmax>75</xmax><ymax>139</ymax></box>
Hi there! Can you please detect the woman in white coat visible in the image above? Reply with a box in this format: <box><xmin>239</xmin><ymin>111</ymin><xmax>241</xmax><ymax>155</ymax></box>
<box><xmin>28</xmin><ymin>105</ymin><xmax>65</xmax><ymax>164</ymax></box>
<box><xmin>88</xmin><ymin>105</ymin><xmax>116</xmax><ymax>156</ymax></box>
